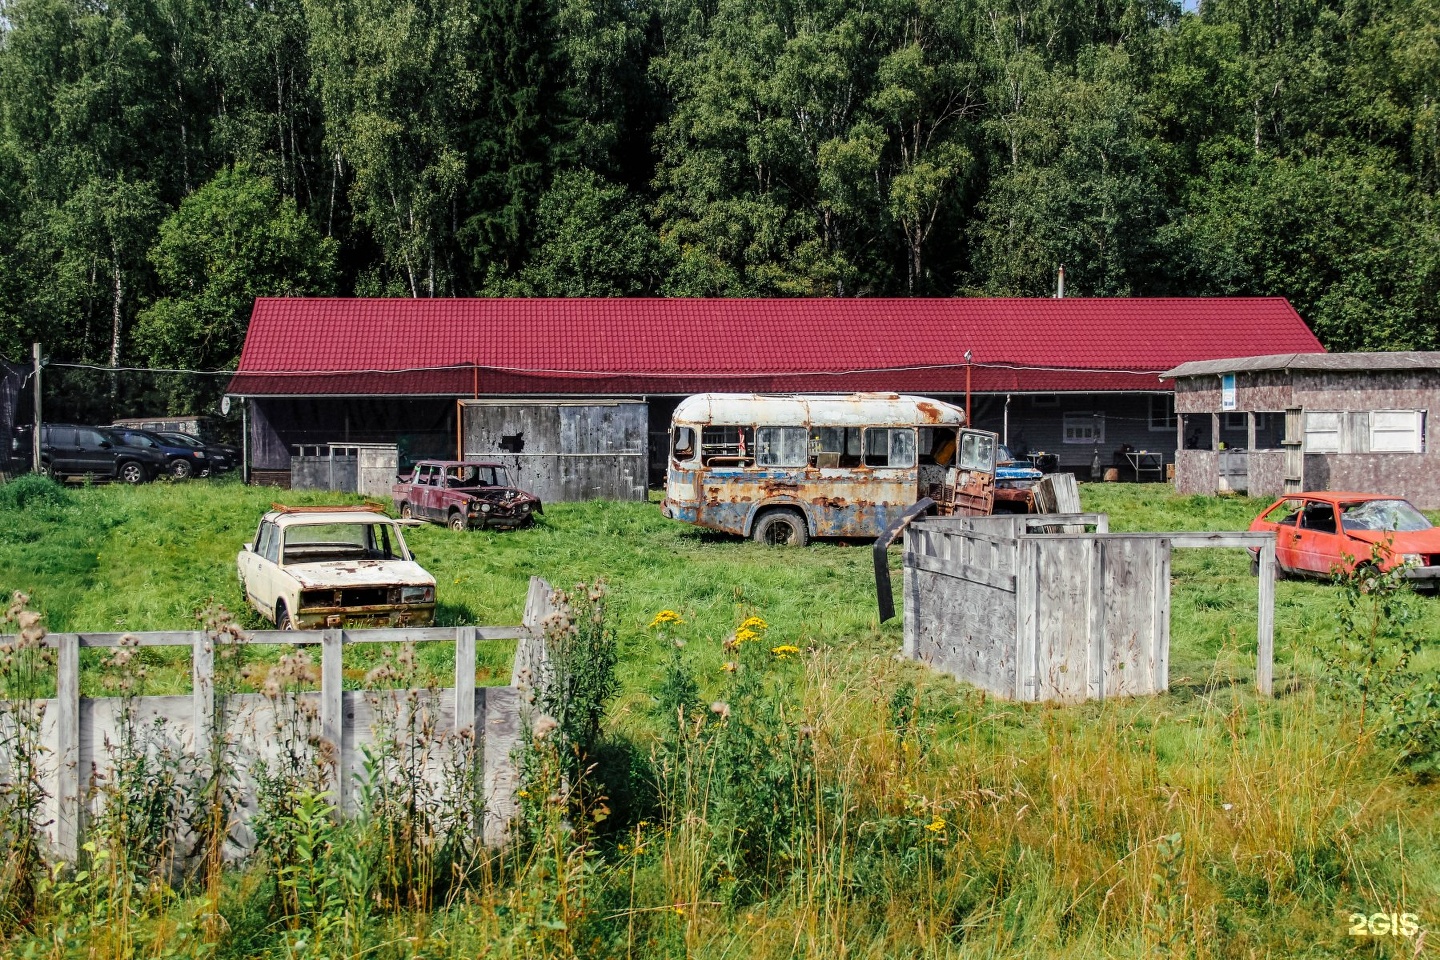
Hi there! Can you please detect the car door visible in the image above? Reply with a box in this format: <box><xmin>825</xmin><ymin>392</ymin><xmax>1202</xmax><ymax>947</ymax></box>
<box><xmin>44</xmin><ymin>427</ymin><xmax>76</xmax><ymax>473</ymax></box>
<box><xmin>242</xmin><ymin>521</ymin><xmax>281</xmax><ymax>618</ymax></box>
<box><xmin>76</xmin><ymin>428</ymin><xmax>116</xmax><ymax>475</ymax></box>
<box><xmin>1259</xmin><ymin>498</ymin><xmax>1305</xmax><ymax>571</ymax></box>
<box><xmin>1295</xmin><ymin>500</ymin><xmax>1346</xmax><ymax>575</ymax></box>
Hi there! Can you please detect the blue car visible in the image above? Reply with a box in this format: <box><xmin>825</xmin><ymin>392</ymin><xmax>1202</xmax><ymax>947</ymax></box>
<box><xmin>994</xmin><ymin>445</ymin><xmax>1044</xmax><ymax>512</ymax></box>
<box><xmin>107</xmin><ymin>427</ymin><xmax>210</xmax><ymax>480</ymax></box>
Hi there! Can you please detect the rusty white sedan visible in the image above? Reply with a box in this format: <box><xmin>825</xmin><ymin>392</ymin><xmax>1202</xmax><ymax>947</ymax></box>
<box><xmin>237</xmin><ymin>505</ymin><xmax>436</xmax><ymax>629</ymax></box>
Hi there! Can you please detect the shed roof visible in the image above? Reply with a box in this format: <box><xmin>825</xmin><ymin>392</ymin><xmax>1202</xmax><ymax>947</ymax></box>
<box><xmin>228</xmin><ymin>297</ymin><xmax>1323</xmax><ymax>397</ymax></box>
<box><xmin>1163</xmin><ymin>352</ymin><xmax>1440</xmax><ymax>379</ymax></box>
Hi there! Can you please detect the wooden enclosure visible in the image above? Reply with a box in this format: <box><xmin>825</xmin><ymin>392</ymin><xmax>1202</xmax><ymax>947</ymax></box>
<box><xmin>290</xmin><ymin>442</ymin><xmax>399</xmax><ymax>497</ymax></box>
<box><xmin>459</xmin><ymin>399</ymin><xmax>647</xmax><ymax>502</ymax></box>
<box><xmin>902</xmin><ymin>516</ymin><xmax>1275</xmax><ymax>703</ymax></box>
<box><xmin>14</xmin><ymin>578</ymin><xmax>557</xmax><ymax>862</ymax></box>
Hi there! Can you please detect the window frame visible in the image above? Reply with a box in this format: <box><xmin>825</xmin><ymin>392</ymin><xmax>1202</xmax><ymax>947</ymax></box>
<box><xmin>1061</xmin><ymin>412</ymin><xmax>1105</xmax><ymax>445</ymax></box>
<box><xmin>1369</xmin><ymin>410</ymin><xmax>1425</xmax><ymax>454</ymax></box>
<box><xmin>1303</xmin><ymin>412</ymin><xmax>1340</xmax><ymax>454</ymax></box>
<box><xmin>1148</xmin><ymin>395</ymin><xmax>1176</xmax><ymax>433</ymax></box>
<box><xmin>755</xmin><ymin>425</ymin><xmax>809</xmax><ymax>468</ymax></box>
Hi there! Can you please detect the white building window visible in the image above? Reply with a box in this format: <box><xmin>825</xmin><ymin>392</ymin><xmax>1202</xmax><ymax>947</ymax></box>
<box><xmin>1063</xmin><ymin>412</ymin><xmax>1105</xmax><ymax>444</ymax></box>
<box><xmin>1370</xmin><ymin>410</ymin><xmax>1425</xmax><ymax>453</ymax></box>
<box><xmin>1304</xmin><ymin>412</ymin><xmax>1339</xmax><ymax>454</ymax></box>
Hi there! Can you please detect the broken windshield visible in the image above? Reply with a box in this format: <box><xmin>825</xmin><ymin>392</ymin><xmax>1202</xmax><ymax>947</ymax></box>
<box><xmin>1340</xmin><ymin>499</ymin><xmax>1432</xmax><ymax>533</ymax></box>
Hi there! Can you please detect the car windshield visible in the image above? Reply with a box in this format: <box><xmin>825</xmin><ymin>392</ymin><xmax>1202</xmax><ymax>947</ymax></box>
<box><xmin>117</xmin><ymin>432</ymin><xmax>159</xmax><ymax>448</ymax></box>
<box><xmin>1340</xmin><ymin>499</ymin><xmax>1432</xmax><ymax>533</ymax></box>
<box><xmin>445</xmin><ymin>465</ymin><xmax>505</xmax><ymax>487</ymax></box>
<box><xmin>997</xmin><ymin>444</ymin><xmax>1014</xmax><ymax>462</ymax></box>
<box><xmin>161</xmin><ymin>433</ymin><xmax>204</xmax><ymax>448</ymax></box>
<box><xmin>282</xmin><ymin>522</ymin><xmax>404</xmax><ymax>563</ymax></box>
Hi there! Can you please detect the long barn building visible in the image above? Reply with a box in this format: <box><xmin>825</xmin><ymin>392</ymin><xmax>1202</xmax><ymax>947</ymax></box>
<box><xmin>226</xmin><ymin>297</ymin><xmax>1324</xmax><ymax>494</ymax></box>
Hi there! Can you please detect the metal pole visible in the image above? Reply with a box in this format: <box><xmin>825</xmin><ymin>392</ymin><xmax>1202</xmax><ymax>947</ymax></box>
<box><xmin>964</xmin><ymin>350</ymin><xmax>973</xmax><ymax>425</ymax></box>
<box><xmin>31</xmin><ymin>343</ymin><xmax>42</xmax><ymax>475</ymax></box>
<box><xmin>241</xmin><ymin>398</ymin><xmax>250</xmax><ymax>485</ymax></box>
<box><xmin>1003</xmin><ymin>394</ymin><xmax>1011</xmax><ymax>447</ymax></box>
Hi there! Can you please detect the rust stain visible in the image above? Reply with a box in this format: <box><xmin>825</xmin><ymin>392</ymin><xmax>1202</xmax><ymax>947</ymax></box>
<box><xmin>916</xmin><ymin>401</ymin><xmax>943</xmax><ymax>424</ymax></box>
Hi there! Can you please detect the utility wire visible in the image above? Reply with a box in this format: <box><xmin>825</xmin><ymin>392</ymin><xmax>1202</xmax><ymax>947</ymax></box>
<box><xmin>50</xmin><ymin>359</ymin><xmax>1172</xmax><ymax>379</ymax></box>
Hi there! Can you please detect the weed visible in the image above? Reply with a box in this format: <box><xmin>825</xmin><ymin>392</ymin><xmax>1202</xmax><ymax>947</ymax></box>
<box><xmin>0</xmin><ymin>591</ymin><xmax>53</xmax><ymax>932</ymax></box>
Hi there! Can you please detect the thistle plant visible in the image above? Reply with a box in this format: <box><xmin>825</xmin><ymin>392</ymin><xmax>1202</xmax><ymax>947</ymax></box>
<box><xmin>0</xmin><ymin>591</ymin><xmax>54</xmax><ymax>931</ymax></box>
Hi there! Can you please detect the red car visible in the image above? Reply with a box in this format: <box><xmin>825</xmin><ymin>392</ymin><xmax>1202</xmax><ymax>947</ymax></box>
<box><xmin>1248</xmin><ymin>492</ymin><xmax>1440</xmax><ymax>590</ymax></box>
<box><xmin>392</xmin><ymin>460</ymin><xmax>543</xmax><ymax>531</ymax></box>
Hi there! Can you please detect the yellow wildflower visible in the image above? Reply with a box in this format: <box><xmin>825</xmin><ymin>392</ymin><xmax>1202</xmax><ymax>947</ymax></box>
<box><xmin>649</xmin><ymin>610</ymin><xmax>684</xmax><ymax>628</ymax></box>
<box><xmin>771</xmin><ymin>644</ymin><xmax>800</xmax><ymax>659</ymax></box>
<box><xmin>924</xmin><ymin>818</ymin><xmax>946</xmax><ymax>833</ymax></box>
<box><xmin>735</xmin><ymin>627</ymin><xmax>761</xmax><ymax>644</ymax></box>
<box><xmin>738</xmin><ymin>615</ymin><xmax>768</xmax><ymax>632</ymax></box>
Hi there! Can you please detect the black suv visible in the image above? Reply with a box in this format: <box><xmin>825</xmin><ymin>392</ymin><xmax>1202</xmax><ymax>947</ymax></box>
<box><xmin>12</xmin><ymin>424</ymin><xmax>168</xmax><ymax>483</ymax></box>
<box><xmin>108</xmin><ymin>427</ymin><xmax>211</xmax><ymax>479</ymax></box>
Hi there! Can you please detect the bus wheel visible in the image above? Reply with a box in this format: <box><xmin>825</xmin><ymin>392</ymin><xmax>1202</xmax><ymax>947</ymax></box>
<box><xmin>753</xmin><ymin>509</ymin><xmax>809</xmax><ymax>547</ymax></box>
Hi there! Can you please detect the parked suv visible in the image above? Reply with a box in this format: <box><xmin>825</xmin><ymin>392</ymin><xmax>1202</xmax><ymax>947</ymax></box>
<box><xmin>108</xmin><ymin>427</ymin><xmax>210</xmax><ymax>479</ymax></box>
<box><xmin>13</xmin><ymin>424</ymin><xmax>168</xmax><ymax>483</ymax></box>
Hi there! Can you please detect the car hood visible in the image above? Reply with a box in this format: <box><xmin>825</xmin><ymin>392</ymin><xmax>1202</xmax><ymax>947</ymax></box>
<box><xmin>996</xmin><ymin>462</ymin><xmax>1043</xmax><ymax>480</ymax></box>
<box><xmin>1346</xmin><ymin>529</ymin><xmax>1440</xmax><ymax>552</ymax></box>
<box><xmin>283</xmin><ymin>560</ymin><xmax>435</xmax><ymax>588</ymax></box>
<box><xmin>454</xmin><ymin>486</ymin><xmax>541</xmax><ymax>503</ymax></box>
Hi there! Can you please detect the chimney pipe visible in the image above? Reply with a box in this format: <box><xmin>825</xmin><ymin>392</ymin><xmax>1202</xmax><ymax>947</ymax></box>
<box><xmin>1056</xmin><ymin>265</ymin><xmax>1065</xmax><ymax>299</ymax></box>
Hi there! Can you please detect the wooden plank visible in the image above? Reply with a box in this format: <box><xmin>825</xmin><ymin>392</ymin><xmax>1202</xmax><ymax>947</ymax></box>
<box><xmin>1257</xmin><ymin>540</ymin><xmax>1276</xmax><ymax>696</ymax></box>
<box><xmin>903</xmin><ymin>552</ymin><xmax>1017</xmax><ymax>593</ymax></box>
<box><xmin>57</xmin><ymin>625</ymin><xmax>525</xmax><ymax>648</ymax></box>
<box><xmin>1167</xmin><ymin>532</ymin><xmax>1273</xmax><ymax>549</ymax></box>
<box><xmin>1034</xmin><ymin>540</ymin><xmax>1089</xmax><ymax>702</ymax></box>
<box><xmin>455</xmin><ymin>626</ymin><xmax>477</xmax><ymax>735</ymax></box>
<box><xmin>1102</xmin><ymin>538</ymin><xmax>1156</xmax><ymax>697</ymax></box>
<box><xmin>1014</xmin><ymin>538</ymin><xmax>1038</xmax><ymax>701</ymax></box>
<box><xmin>55</xmin><ymin>634</ymin><xmax>80</xmax><ymax>861</ymax></box>
<box><xmin>320</xmin><ymin>628</ymin><xmax>344</xmax><ymax>809</ymax></box>
<box><xmin>1086</xmin><ymin>539</ymin><xmax>1105</xmax><ymax>700</ymax></box>
<box><xmin>1153</xmin><ymin>539</ymin><xmax>1172</xmax><ymax>693</ymax></box>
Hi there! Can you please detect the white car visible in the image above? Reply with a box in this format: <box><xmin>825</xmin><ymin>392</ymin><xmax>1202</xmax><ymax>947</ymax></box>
<box><xmin>237</xmin><ymin>506</ymin><xmax>437</xmax><ymax>629</ymax></box>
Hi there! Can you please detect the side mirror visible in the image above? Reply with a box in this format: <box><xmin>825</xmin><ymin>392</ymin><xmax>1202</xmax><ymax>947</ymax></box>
<box><xmin>99</xmin><ymin>440</ymin><xmax>112</xmax><ymax>449</ymax></box>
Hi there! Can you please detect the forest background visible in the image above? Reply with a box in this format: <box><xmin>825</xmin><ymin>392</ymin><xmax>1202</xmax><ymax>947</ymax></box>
<box><xmin>0</xmin><ymin>0</ymin><xmax>1438</xmax><ymax>377</ymax></box>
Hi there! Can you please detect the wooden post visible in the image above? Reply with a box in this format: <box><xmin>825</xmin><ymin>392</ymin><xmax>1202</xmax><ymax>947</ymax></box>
<box><xmin>55</xmin><ymin>634</ymin><xmax>80</xmax><ymax>861</ymax></box>
<box><xmin>454</xmin><ymin>626</ymin><xmax>477</xmax><ymax>736</ymax></box>
<box><xmin>1257</xmin><ymin>540</ymin><xmax>1276</xmax><ymax>696</ymax></box>
<box><xmin>320</xmin><ymin>628</ymin><xmax>344</xmax><ymax>809</ymax></box>
<box><xmin>192</xmin><ymin>631</ymin><xmax>214</xmax><ymax>780</ymax></box>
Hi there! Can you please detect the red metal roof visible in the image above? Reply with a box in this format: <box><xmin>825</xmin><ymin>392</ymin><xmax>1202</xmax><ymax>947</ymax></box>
<box><xmin>228</xmin><ymin>297</ymin><xmax>1323</xmax><ymax>397</ymax></box>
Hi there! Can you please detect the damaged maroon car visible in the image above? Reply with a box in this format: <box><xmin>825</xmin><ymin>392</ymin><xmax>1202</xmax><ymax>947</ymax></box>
<box><xmin>392</xmin><ymin>460</ymin><xmax>543</xmax><ymax>531</ymax></box>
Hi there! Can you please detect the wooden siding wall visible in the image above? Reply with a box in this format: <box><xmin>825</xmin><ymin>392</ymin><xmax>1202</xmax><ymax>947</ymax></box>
<box><xmin>1173</xmin><ymin>369</ymin><xmax>1440</xmax><ymax>507</ymax></box>
<box><xmin>247</xmin><ymin>398</ymin><xmax>456</xmax><ymax>471</ymax></box>
<box><xmin>969</xmin><ymin>393</ymin><xmax>1176</xmax><ymax>474</ymax></box>
<box><xmin>19</xmin><ymin>580</ymin><xmax>561</xmax><ymax>862</ymax></box>
<box><xmin>902</xmin><ymin>517</ymin><xmax>1172</xmax><ymax>704</ymax></box>
<box><xmin>461</xmin><ymin>400</ymin><xmax>648</xmax><ymax>502</ymax></box>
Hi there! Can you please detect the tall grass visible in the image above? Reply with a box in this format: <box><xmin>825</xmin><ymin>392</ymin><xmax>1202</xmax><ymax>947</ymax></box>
<box><xmin>0</xmin><ymin>478</ymin><xmax>1436</xmax><ymax>957</ymax></box>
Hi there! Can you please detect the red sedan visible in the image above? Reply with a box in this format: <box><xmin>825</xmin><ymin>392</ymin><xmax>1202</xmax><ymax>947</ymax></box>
<box><xmin>1248</xmin><ymin>492</ymin><xmax>1440</xmax><ymax>590</ymax></box>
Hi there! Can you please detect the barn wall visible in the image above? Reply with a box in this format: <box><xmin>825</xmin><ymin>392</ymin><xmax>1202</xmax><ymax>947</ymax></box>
<box><xmin>460</xmin><ymin>400</ymin><xmax>648</xmax><ymax>502</ymax></box>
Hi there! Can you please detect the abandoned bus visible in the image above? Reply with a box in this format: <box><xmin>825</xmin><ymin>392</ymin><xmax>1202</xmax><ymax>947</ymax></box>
<box><xmin>660</xmin><ymin>393</ymin><xmax>998</xmax><ymax>545</ymax></box>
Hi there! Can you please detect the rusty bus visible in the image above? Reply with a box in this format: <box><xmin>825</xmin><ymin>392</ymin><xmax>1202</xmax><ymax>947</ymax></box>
<box><xmin>660</xmin><ymin>393</ymin><xmax>998</xmax><ymax>545</ymax></box>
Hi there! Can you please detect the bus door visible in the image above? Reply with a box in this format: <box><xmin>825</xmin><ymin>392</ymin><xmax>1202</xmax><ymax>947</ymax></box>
<box><xmin>942</xmin><ymin>429</ymin><xmax>997</xmax><ymax>516</ymax></box>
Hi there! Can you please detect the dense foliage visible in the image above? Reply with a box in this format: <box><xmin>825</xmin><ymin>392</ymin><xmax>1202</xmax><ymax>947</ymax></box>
<box><xmin>1</xmin><ymin>0</ymin><xmax>1438</xmax><ymax>371</ymax></box>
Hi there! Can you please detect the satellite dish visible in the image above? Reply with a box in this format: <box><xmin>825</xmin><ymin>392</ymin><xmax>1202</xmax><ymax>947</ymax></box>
<box><xmin>221</xmin><ymin>396</ymin><xmax>232</xmax><ymax>415</ymax></box>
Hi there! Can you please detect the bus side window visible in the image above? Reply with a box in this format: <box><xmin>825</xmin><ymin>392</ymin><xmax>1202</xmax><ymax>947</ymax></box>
<box><xmin>701</xmin><ymin>426</ymin><xmax>754</xmax><ymax>466</ymax></box>
<box><xmin>863</xmin><ymin>428</ymin><xmax>916</xmax><ymax>468</ymax></box>
<box><xmin>672</xmin><ymin>427</ymin><xmax>696</xmax><ymax>463</ymax></box>
<box><xmin>919</xmin><ymin>427</ymin><xmax>958</xmax><ymax>466</ymax></box>
<box><xmin>810</xmin><ymin>427</ymin><xmax>862</xmax><ymax>468</ymax></box>
<box><xmin>756</xmin><ymin>426</ymin><xmax>808</xmax><ymax>466</ymax></box>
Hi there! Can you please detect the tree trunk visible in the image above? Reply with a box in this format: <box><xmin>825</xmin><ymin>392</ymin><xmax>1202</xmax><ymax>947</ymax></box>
<box><xmin>110</xmin><ymin>251</ymin><xmax>124</xmax><ymax>370</ymax></box>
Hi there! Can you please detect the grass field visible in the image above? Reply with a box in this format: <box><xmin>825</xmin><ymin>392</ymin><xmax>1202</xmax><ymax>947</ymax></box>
<box><xmin>1</xmin><ymin>477</ymin><xmax>1438</xmax><ymax>958</ymax></box>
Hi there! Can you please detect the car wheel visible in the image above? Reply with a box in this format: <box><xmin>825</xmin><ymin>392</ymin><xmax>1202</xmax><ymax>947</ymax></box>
<box><xmin>752</xmin><ymin>508</ymin><xmax>809</xmax><ymax>547</ymax></box>
<box><xmin>400</xmin><ymin>502</ymin><xmax>414</xmax><ymax>520</ymax></box>
<box><xmin>118</xmin><ymin>460</ymin><xmax>146</xmax><ymax>485</ymax></box>
<box><xmin>448</xmin><ymin>511</ymin><xmax>467</xmax><ymax>532</ymax></box>
<box><xmin>170</xmin><ymin>458</ymin><xmax>193</xmax><ymax>480</ymax></box>
<box><xmin>43</xmin><ymin>461</ymin><xmax>62</xmax><ymax>481</ymax></box>
<box><xmin>277</xmin><ymin>603</ymin><xmax>297</xmax><ymax>630</ymax></box>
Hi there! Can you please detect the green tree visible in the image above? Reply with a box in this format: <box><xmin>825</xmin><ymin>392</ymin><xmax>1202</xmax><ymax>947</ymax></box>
<box><xmin>498</xmin><ymin>171</ymin><xmax>666</xmax><ymax>296</ymax></box>
<box><xmin>133</xmin><ymin>166</ymin><xmax>338</xmax><ymax>371</ymax></box>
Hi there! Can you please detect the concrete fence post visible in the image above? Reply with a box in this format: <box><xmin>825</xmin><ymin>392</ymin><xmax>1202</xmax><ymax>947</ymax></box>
<box><xmin>55</xmin><ymin>634</ymin><xmax>80</xmax><ymax>862</ymax></box>
<box><xmin>320</xmin><ymin>628</ymin><xmax>344</xmax><ymax>810</ymax></box>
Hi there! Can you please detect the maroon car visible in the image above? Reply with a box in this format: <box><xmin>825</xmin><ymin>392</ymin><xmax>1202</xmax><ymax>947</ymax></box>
<box><xmin>392</xmin><ymin>460</ymin><xmax>543</xmax><ymax>531</ymax></box>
